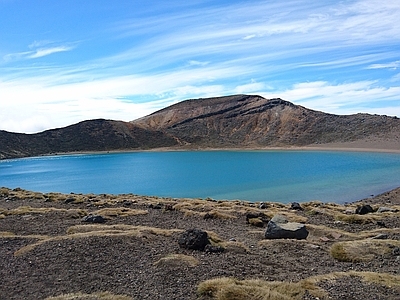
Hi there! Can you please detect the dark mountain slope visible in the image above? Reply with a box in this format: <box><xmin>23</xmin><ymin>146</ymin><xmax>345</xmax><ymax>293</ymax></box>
<box><xmin>132</xmin><ymin>94</ymin><xmax>400</xmax><ymax>147</ymax></box>
<box><xmin>0</xmin><ymin>119</ymin><xmax>178</xmax><ymax>159</ymax></box>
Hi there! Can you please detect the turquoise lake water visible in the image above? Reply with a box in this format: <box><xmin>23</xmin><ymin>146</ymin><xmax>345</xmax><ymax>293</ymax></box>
<box><xmin>1</xmin><ymin>151</ymin><xmax>400</xmax><ymax>203</ymax></box>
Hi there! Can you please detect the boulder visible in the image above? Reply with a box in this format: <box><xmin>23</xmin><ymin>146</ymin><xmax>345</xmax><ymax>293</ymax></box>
<box><xmin>355</xmin><ymin>205</ymin><xmax>373</xmax><ymax>215</ymax></box>
<box><xmin>290</xmin><ymin>202</ymin><xmax>303</xmax><ymax>210</ymax></box>
<box><xmin>178</xmin><ymin>229</ymin><xmax>210</xmax><ymax>251</ymax></box>
<box><xmin>82</xmin><ymin>215</ymin><xmax>105</xmax><ymax>223</ymax></box>
<box><xmin>265</xmin><ymin>215</ymin><xmax>308</xmax><ymax>240</ymax></box>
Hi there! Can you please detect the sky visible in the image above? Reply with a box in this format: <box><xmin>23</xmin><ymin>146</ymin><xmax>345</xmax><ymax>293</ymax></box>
<box><xmin>1</xmin><ymin>0</ymin><xmax>400</xmax><ymax>133</ymax></box>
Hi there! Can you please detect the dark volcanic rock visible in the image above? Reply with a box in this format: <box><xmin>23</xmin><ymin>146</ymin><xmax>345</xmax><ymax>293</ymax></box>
<box><xmin>290</xmin><ymin>202</ymin><xmax>303</xmax><ymax>210</ymax></box>
<box><xmin>265</xmin><ymin>215</ymin><xmax>308</xmax><ymax>240</ymax></box>
<box><xmin>178</xmin><ymin>229</ymin><xmax>210</xmax><ymax>251</ymax></box>
<box><xmin>356</xmin><ymin>205</ymin><xmax>374</xmax><ymax>215</ymax></box>
<box><xmin>82</xmin><ymin>215</ymin><xmax>106</xmax><ymax>223</ymax></box>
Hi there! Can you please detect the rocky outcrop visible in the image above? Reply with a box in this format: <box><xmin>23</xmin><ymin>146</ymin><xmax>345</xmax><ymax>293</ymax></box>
<box><xmin>264</xmin><ymin>215</ymin><xmax>309</xmax><ymax>240</ymax></box>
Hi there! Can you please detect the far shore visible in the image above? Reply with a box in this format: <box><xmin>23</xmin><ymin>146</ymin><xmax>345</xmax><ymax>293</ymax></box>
<box><xmin>40</xmin><ymin>142</ymin><xmax>400</xmax><ymax>158</ymax></box>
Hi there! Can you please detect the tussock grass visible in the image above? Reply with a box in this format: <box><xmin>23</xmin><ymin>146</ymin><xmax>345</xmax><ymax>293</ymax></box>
<box><xmin>198</xmin><ymin>271</ymin><xmax>400</xmax><ymax>300</ymax></box>
<box><xmin>92</xmin><ymin>207</ymin><xmax>148</xmax><ymax>217</ymax></box>
<box><xmin>2</xmin><ymin>206</ymin><xmax>87</xmax><ymax>217</ymax></box>
<box><xmin>307</xmin><ymin>224</ymin><xmax>400</xmax><ymax>242</ymax></box>
<box><xmin>0</xmin><ymin>231</ymin><xmax>15</xmax><ymax>237</ymax></box>
<box><xmin>197</xmin><ymin>277</ymin><xmax>324</xmax><ymax>300</ymax></box>
<box><xmin>153</xmin><ymin>254</ymin><xmax>199</xmax><ymax>268</ymax></box>
<box><xmin>334</xmin><ymin>213</ymin><xmax>376</xmax><ymax>224</ymax></box>
<box><xmin>223</xmin><ymin>241</ymin><xmax>250</xmax><ymax>254</ymax></box>
<box><xmin>15</xmin><ymin>225</ymin><xmax>182</xmax><ymax>256</ymax></box>
<box><xmin>330</xmin><ymin>239</ymin><xmax>400</xmax><ymax>262</ymax></box>
<box><xmin>45</xmin><ymin>291</ymin><xmax>133</xmax><ymax>300</ymax></box>
<box><xmin>66</xmin><ymin>224</ymin><xmax>181</xmax><ymax>236</ymax></box>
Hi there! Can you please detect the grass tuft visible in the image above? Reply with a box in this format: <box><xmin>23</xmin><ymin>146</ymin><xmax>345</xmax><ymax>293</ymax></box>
<box><xmin>197</xmin><ymin>277</ymin><xmax>320</xmax><ymax>300</ymax></box>
<box><xmin>153</xmin><ymin>254</ymin><xmax>199</xmax><ymax>268</ymax></box>
<box><xmin>330</xmin><ymin>239</ymin><xmax>400</xmax><ymax>262</ymax></box>
<box><xmin>44</xmin><ymin>291</ymin><xmax>133</xmax><ymax>300</ymax></box>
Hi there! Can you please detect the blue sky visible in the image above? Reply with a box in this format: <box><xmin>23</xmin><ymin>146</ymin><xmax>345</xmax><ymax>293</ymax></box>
<box><xmin>1</xmin><ymin>0</ymin><xmax>400</xmax><ymax>133</ymax></box>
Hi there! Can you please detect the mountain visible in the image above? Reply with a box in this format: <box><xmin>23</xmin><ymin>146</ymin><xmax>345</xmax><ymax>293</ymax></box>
<box><xmin>0</xmin><ymin>119</ymin><xmax>177</xmax><ymax>159</ymax></box>
<box><xmin>132</xmin><ymin>94</ymin><xmax>400</xmax><ymax>148</ymax></box>
<box><xmin>1</xmin><ymin>94</ymin><xmax>399</xmax><ymax>159</ymax></box>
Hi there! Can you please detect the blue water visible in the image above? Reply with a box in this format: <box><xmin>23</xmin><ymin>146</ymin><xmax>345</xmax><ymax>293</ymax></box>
<box><xmin>1</xmin><ymin>151</ymin><xmax>400</xmax><ymax>203</ymax></box>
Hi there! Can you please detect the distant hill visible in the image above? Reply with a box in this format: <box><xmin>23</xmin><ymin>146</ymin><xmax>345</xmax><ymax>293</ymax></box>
<box><xmin>1</xmin><ymin>95</ymin><xmax>400</xmax><ymax>159</ymax></box>
<box><xmin>0</xmin><ymin>119</ymin><xmax>177</xmax><ymax>159</ymax></box>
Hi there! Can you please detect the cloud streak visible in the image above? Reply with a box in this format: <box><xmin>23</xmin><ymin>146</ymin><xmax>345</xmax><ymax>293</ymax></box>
<box><xmin>0</xmin><ymin>0</ymin><xmax>399</xmax><ymax>133</ymax></box>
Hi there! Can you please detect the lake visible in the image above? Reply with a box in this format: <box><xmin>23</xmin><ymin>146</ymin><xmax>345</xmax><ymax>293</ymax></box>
<box><xmin>1</xmin><ymin>150</ymin><xmax>400</xmax><ymax>203</ymax></box>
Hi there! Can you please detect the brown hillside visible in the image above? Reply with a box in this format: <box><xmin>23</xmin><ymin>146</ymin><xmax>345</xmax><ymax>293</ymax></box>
<box><xmin>0</xmin><ymin>119</ymin><xmax>177</xmax><ymax>159</ymax></box>
<box><xmin>132</xmin><ymin>94</ymin><xmax>400</xmax><ymax>148</ymax></box>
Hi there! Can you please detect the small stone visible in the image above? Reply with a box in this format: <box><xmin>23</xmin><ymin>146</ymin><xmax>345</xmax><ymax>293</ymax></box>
<box><xmin>371</xmin><ymin>234</ymin><xmax>388</xmax><ymax>240</ymax></box>
<box><xmin>331</xmin><ymin>232</ymin><xmax>342</xmax><ymax>240</ymax></box>
<box><xmin>204</xmin><ymin>244</ymin><xmax>224</xmax><ymax>253</ymax></box>
<box><xmin>259</xmin><ymin>202</ymin><xmax>268</xmax><ymax>209</ymax></box>
<box><xmin>64</xmin><ymin>197</ymin><xmax>75</xmax><ymax>204</ymax></box>
<box><xmin>82</xmin><ymin>215</ymin><xmax>105</xmax><ymax>223</ymax></box>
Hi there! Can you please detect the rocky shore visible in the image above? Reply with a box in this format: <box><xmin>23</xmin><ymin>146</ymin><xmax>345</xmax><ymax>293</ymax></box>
<box><xmin>1</xmin><ymin>186</ymin><xmax>400</xmax><ymax>299</ymax></box>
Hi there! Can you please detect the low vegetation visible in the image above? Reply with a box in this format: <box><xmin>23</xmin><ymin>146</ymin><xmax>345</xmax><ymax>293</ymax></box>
<box><xmin>153</xmin><ymin>254</ymin><xmax>199</xmax><ymax>268</ymax></box>
<box><xmin>330</xmin><ymin>239</ymin><xmax>400</xmax><ymax>262</ymax></box>
<box><xmin>45</xmin><ymin>291</ymin><xmax>133</xmax><ymax>300</ymax></box>
<box><xmin>197</xmin><ymin>271</ymin><xmax>400</xmax><ymax>300</ymax></box>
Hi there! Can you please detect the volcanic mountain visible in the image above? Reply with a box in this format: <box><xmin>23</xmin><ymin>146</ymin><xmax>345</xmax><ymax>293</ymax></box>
<box><xmin>1</xmin><ymin>94</ymin><xmax>399</xmax><ymax>159</ymax></box>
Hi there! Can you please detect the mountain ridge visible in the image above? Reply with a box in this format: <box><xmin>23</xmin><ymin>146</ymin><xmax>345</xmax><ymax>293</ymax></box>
<box><xmin>1</xmin><ymin>94</ymin><xmax>399</xmax><ymax>159</ymax></box>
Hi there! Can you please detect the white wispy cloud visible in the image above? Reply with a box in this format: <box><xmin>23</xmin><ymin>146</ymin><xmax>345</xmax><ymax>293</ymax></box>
<box><xmin>1</xmin><ymin>0</ymin><xmax>400</xmax><ymax>133</ymax></box>
<box><xmin>3</xmin><ymin>41</ymin><xmax>75</xmax><ymax>62</ymax></box>
<box><xmin>262</xmin><ymin>81</ymin><xmax>400</xmax><ymax>116</ymax></box>
<box><xmin>29</xmin><ymin>46</ymin><xmax>74</xmax><ymax>58</ymax></box>
<box><xmin>367</xmin><ymin>61</ymin><xmax>400</xmax><ymax>70</ymax></box>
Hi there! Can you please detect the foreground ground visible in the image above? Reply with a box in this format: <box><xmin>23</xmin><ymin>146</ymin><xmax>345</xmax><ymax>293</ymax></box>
<box><xmin>0</xmin><ymin>187</ymin><xmax>400</xmax><ymax>300</ymax></box>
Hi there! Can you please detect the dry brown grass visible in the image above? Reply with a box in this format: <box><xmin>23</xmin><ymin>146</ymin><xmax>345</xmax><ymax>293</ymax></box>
<box><xmin>198</xmin><ymin>271</ymin><xmax>400</xmax><ymax>300</ymax></box>
<box><xmin>223</xmin><ymin>241</ymin><xmax>250</xmax><ymax>254</ymax></box>
<box><xmin>2</xmin><ymin>206</ymin><xmax>87</xmax><ymax>217</ymax></box>
<box><xmin>153</xmin><ymin>254</ymin><xmax>199</xmax><ymax>268</ymax></box>
<box><xmin>330</xmin><ymin>239</ymin><xmax>400</xmax><ymax>262</ymax></box>
<box><xmin>66</xmin><ymin>224</ymin><xmax>182</xmax><ymax>236</ymax></box>
<box><xmin>0</xmin><ymin>231</ymin><xmax>15</xmax><ymax>237</ymax></box>
<box><xmin>197</xmin><ymin>277</ymin><xmax>324</xmax><ymax>300</ymax></box>
<box><xmin>44</xmin><ymin>291</ymin><xmax>133</xmax><ymax>300</ymax></box>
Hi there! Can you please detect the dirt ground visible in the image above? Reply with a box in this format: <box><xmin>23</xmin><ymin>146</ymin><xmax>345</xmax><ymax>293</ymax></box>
<box><xmin>0</xmin><ymin>187</ymin><xmax>400</xmax><ymax>300</ymax></box>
